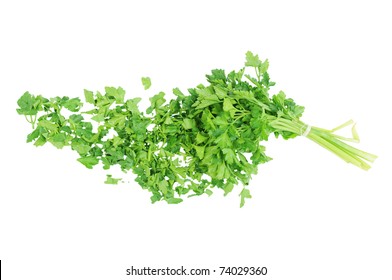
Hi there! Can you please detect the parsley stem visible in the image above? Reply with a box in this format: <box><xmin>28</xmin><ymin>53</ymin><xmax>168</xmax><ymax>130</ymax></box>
<box><xmin>306</xmin><ymin>131</ymin><xmax>370</xmax><ymax>170</ymax></box>
<box><xmin>270</xmin><ymin>118</ymin><xmax>376</xmax><ymax>170</ymax></box>
<box><xmin>311</xmin><ymin>129</ymin><xmax>377</xmax><ymax>163</ymax></box>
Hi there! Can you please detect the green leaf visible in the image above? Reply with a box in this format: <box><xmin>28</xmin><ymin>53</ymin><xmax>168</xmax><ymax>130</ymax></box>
<box><xmin>224</xmin><ymin>182</ymin><xmax>234</xmax><ymax>196</ymax></box>
<box><xmin>222</xmin><ymin>148</ymin><xmax>237</xmax><ymax>164</ymax></box>
<box><xmin>126</xmin><ymin>98</ymin><xmax>142</xmax><ymax>115</ymax></box>
<box><xmin>108</xmin><ymin>114</ymin><xmax>126</xmax><ymax>128</ymax></box>
<box><xmin>216</xmin><ymin>163</ymin><xmax>228</xmax><ymax>180</ymax></box>
<box><xmin>84</xmin><ymin>89</ymin><xmax>95</xmax><ymax>104</ymax></box>
<box><xmin>214</xmin><ymin>132</ymin><xmax>232</xmax><ymax>148</ymax></box>
<box><xmin>182</xmin><ymin>118</ymin><xmax>196</xmax><ymax>130</ymax></box>
<box><xmin>69</xmin><ymin>114</ymin><xmax>84</xmax><ymax>124</ymax></box>
<box><xmin>213</xmin><ymin>86</ymin><xmax>227</xmax><ymax>99</ymax></box>
<box><xmin>147</xmin><ymin>92</ymin><xmax>166</xmax><ymax>114</ymax></box>
<box><xmin>166</xmin><ymin>197</ymin><xmax>183</xmax><ymax>204</ymax></box>
<box><xmin>141</xmin><ymin>77</ymin><xmax>151</xmax><ymax>90</ymax></box>
<box><xmin>245</xmin><ymin>51</ymin><xmax>262</xmax><ymax>67</ymax></box>
<box><xmin>195</xmin><ymin>133</ymin><xmax>208</xmax><ymax>144</ymax></box>
<box><xmin>259</xmin><ymin>59</ymin><xmax>269</xmax><ymax>74</ymax></box>
<box><xmin>105</xmin><ymin>174</ymin><xmax>122</xmax><ymax>184</ymax></box>
<box><xmin>205</xmin><ymin>189</ymin><xmax>213</xmax><ymax>196</ymax></box>
<box><xmin>96</xmin><ymin>92</ymin><xmax>114</xmax><ymax>107</ymax></box>
<box><xmin>26</xmin><ymin>127</ymin><xmax>41</xmax><ymax>143</ymax></box>
<box><xmin>71</xmin><ymin>140</ymin><xmax>91</xmax><ymax>155</ymax></box>
<box><xmin>206</xmin><ymin>69</ymin><xmax>226</xmax><ymax>84</ymax></box>
<box><xmin>49</xmin><ymin>133</ymin><xmax>67</xmax><ymax>149</ymax></box>
<box><xmin>77</xmin><ymin>156</ymin><xmax>99</xmax><ymax>169</ymax></box>
<box><xmin>158</xmin><ymin>180</ymin><xmax>169</xmax><ymax>194</ymax></box>
<box><xmin>38</xmin><ymin>120</ymin><xmax>58</xmax><ymax>131</ymax></box>
<box><xmin>213</xmin><ymin>115</ymin><xmax>229</xmax><ymax>127</ymax></box>
<box><xmin>194</xmin><ymin>145</ymin><xmax>205</xmax><ymax>159</ymax></box>
<box><xmin>272</xmin><ymin>91</ymin><xmax>286</xmax><ymax>108</ymax></box>
<box><xmin>34</xmin><ymin>135</ymin><xmax>47</xmax><ymax>146</ymax></box>
<box><xmin>173</xmin><ymin>87</ymin><xmax>184</xmax><ymax>98</ymax></box>
<box><xmin>16</xmin><ymin>92</ymin><xmax>38</xmax><ymax>115</ymax></box>
<box><xmin>112</xmin><ymin>136</ymin><xmax>124</xmax><ymax>147</ymax></box>
<box><xmin>63</xmin><ymin>98</ymin><xmax>82</xmax><ymax>112</ymax></box>
<box><xmin>196</xmin><ymin>87</ymin><xmax>220</xmax><ymax>101</ymax></box>
<box><xmin>105</xmin><ymin>87</ymin><xmax>126</xmax><ymax>104</ymax></box>
<box><xmin>194</xmin><ymin>99</ymin><xmax>221</xmax><ymax>110</ymax></box>
<box><xmin>91</xmin><ymin>114</ymin><xmax>105</xmax><ymax>122</ymax></box>
<box><xmin>240</xmin><ymin>188</ymin><xmax>252</xmax><ymax>207</ymax></box>
<box><xmin>223</xmin><ymin>98</ymin><xmax>235</xmax><ymax>112</ymax></box>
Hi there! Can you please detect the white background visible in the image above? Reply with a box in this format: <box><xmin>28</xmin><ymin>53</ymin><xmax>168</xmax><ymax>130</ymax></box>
<box><xmin>0</xmin><ymin>0</ymin><xmax>391</xmax><ymax>279</ymax></box>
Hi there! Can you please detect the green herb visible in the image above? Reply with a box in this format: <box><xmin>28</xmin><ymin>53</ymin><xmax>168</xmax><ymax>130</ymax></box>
<box><xmin>105</xmin><ymin>175</ymin><xmax>122</xmax><ymax>185</ymax></box>
<box><xmin>16</xmin><ymin>52</ymin><xmax>377</xmax><ymax>207</ymax></box>
<box><xmin>141</xmin><ymin>77</ymin><xmax>151</xmax><ymax>90</ymax></box>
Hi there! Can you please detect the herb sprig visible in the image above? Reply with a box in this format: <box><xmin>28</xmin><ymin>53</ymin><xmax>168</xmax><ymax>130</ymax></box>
<box><xmin>16</xmin><ymin>52</ymin><xmax>377</xmax><ymax>206</ymax></box>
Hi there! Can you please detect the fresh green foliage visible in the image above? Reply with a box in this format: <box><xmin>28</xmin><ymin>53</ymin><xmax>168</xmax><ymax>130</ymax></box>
<box><xmin>105</xmin><ymin>175</ymin><xmax>122</xmax><ymax>185</ymax></box>
<box><xmin>141</xmin><ymin>77</ymin><xmax>151</xmax><ymax>90</ymax></box>
<box><xmin>16</xmin><ymin>52</ymin><xmax>377</xmax><ymax>207</ymax></box>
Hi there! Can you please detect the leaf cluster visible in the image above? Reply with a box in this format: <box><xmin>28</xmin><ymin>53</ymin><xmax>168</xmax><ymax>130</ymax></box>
<box><xmin>16</xmin><ymin>52</ymin><xmax>305</xmax><ymax>206</ymax></box>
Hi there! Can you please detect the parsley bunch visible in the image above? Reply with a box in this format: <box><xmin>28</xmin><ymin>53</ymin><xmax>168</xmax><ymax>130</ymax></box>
<box><xmin>16</xmin><ymin>52</ymin><xmax>377</xmax><ymax>206</ymax></box>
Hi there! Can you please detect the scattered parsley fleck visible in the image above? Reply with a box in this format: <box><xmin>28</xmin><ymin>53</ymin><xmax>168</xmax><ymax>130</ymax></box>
<box><xmin>105</xmin><ymin>175</ymin><xmax>122</xmax><ymax>185</ymax></box>
<box><xmin>141</xmin><ymin>77</ymin><xmax>151</xmax><ymax>90</ymax></box>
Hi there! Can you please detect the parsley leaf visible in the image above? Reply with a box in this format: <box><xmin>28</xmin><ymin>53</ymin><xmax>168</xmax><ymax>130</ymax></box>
<box><xmin>105</xmin><ymin>175</ymin><xmax>122</xmax><ymax>184</ymax></box>
<box><xmin>141</xmin><ymin>77</ymin><xmax>151</xmax><ymax>90</ymax></box>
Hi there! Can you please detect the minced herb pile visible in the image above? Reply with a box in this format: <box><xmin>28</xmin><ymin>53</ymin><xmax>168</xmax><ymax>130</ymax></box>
<box><xmin>16</xmin><ymin>52</ymin><xmax>377</xmax><ymax>206</ymax></box>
